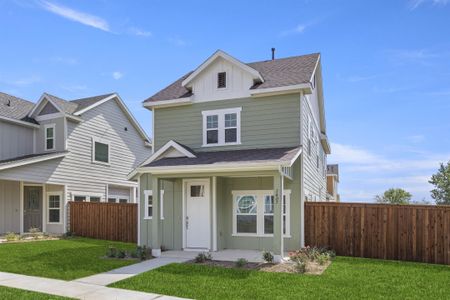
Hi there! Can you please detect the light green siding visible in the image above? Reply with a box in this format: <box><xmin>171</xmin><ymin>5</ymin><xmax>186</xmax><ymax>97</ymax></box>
<box><xmin>154</xmin><ymin>94</ymin><xmax>301</xmax><ymax>151</ymax></box>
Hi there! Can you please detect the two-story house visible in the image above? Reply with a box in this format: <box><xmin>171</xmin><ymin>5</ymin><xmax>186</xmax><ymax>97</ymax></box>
<box><xmin>130</xmin><ymin>50</ymin><xmax>331</xmax><ymax>260</ymax></box>
<box><xmin>0</xmin><ymin>92</ymin><xmax>151</xmax><ymax>235</ymax></box>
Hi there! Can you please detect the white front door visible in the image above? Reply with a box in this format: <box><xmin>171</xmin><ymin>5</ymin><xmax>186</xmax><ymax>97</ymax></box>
<box><xmin>185</xmin><ymin>179</ymin><xmax>210</xmax><ymax>250</ymax></box>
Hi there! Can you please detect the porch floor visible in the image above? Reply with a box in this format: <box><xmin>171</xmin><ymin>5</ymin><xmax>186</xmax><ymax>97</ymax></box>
<box><xmin>160</xmin><ymin>249</ymin><xmax>289</xmax><ymax>263</ymax></box>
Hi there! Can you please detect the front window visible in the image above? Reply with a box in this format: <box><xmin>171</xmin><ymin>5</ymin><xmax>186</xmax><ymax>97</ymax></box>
<box><xmin>144</xmin><ymin>190</ymin><xmax>164</xmax><ymax>219</ymax></box>
<box><xmin>202</xmin><ymin>108</ymin><xmax>241</xmax><ymax>146</ymax></box>
<box><xmin>45</xmin><ymin>124</ymin><xmax>55</xmax><ymax>151</ymax></box>
<box><xmin>92</xmin><ymin>137</ymin><xmax>110</xmax><ymax>164</ymax></box>
<box><xmin>74</xmin><ymin>195</ymin><xmax>86</xmax><ymax>202</ymax></box>
<box><xmin>47</xmin><ymin>193</ymin><xmax>61</xmax><ymax>223</ymax></box>
<box><xmin>235</xmin><ymin>195</ymin><xmax>257</xmax><ymax>234</ymax></box>
<box><xmin>233</xmin><ymin>190</ymin><xmax>290</xmax><ymax>236</ymax></box>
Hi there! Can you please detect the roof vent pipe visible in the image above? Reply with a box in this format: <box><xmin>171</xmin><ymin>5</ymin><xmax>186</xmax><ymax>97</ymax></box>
<box><xmin>271</xmin><ymin>48</ymin><xmax>275</xmax><ymax>60</ymax></box>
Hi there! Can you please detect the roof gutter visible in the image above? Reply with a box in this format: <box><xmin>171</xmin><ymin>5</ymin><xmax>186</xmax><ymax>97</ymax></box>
<box><xmin>143</xmin><ymin>97</ymin><xmax>193</xmax><ymax>109</ymax></box>
<box><xmin>250</xmin><ymin>83</ymin><xmax>312</xmax><ymax>98</ymax></box>
<box><xmin>0</xmin><ymin>116</ymin><xmax>40</xmax><ymax>129</ymax></box>
<box><xmin>0</xmin><ymin>152</ymin><xmax>68</xmax><ymax>171</ymax></box>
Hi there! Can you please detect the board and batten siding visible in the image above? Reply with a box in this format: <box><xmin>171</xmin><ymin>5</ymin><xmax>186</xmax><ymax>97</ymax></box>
<box><xmin>301</xmin><ymin>94</ymin><xmax>327</xmax><ymax>201</ymax></box>
<box><xmin>0</xmin><ymin>98</ymin><xmax>150</xmax><ymax>198</ymax></box>
<box><xmin>154</xmin><ymin>94</ymin><xmax>301</xmax><ymax>152</ymax></box>
<box><xmin>0</xmin><ymin>179</ymin><xmax>20</xmax><ymax>233</ymax></box>
<box><xmin>0</xmin><ymin>121</ymin><xmax>34</xmax><ymax>160</ymax></box>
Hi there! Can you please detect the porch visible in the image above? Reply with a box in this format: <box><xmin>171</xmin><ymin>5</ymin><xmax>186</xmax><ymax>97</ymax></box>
<box><xmin>0</xmin><ymin>179</ymin><xmax>66</xmax><ymax>234</ymax></box>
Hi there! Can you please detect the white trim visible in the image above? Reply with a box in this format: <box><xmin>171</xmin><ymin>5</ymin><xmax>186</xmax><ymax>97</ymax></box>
<box><xmin>231</xmin><ymin>189</ymin><xmax>291</xmax><ymax>237</ymax></box>
<box><xmin>182</xmin><ymin>50</ymin><xmax>264</xmax><ymax>87</ymax></box>
<box><xmin>63</xmin><ymin>185</ymin><xmax>67</xmax><ymax>233</ymax></box>
<box><xmin>137</xmin><ymin>176</ymin><xmax>141</xmax><ymax>245</ymax></box>
<box><xmin>92</xmin><ymin>136</ymin><xmax>111</xmax><ymax>165</ymax></box>
<box><xmin>139</xmin><ymin>140</ymin><xmax>196</xmax><ymax>167</ymax></box>
<box><xmin>63</xmin><ymin>117</ymin><xmax>68</xmax><ymax>150</ymax></box>
<box><xmin>19</xmin><ymin>181</ymin><xmax>24</xmax><ymax>234</ymax></box>
<box><xmin>71</xmin><ymin>191</ymin><xmax>104</xmax><ymax>202</ymax></box>
<box><xmin>42</xmin><ymin>184</ymin><xmax>46</xmax><ymax>233</ymax></box>
<box><xmin>35</xmin><ymin>112</ymin><xmax>64</xmax><ymax>121</ymax></box>
<box><xmin>143</xmin><ymin>97</ymin><xmax>193</xmax><ymax>109</ymax></box>
<box><xmin>74</xmin><ymin>93</ymin><xmax>151</xmax><ymax>145</ymax></box>
<box><xmin>202</xmin><ymin>107</ymin><xmax>242</xmax><ymax>147</ymax></box>
<box><xmin>107</xmin><ymin>195</ymin><xmax>131</xmax><ymax>203</ymax></box>
<box><xmin>212</xmin><ymin>176</ymin><xmax>217</xmax><ymax>251</ymax></box>
<box><xmin>44</xmin><ymin>123</ymin><xmax>56</xmax><ymax>151</ymax></box>
<box><xmin>28</xmin><ymin>93</ymin><xmax>63</xmax><ymax>118</ymax></box>
<box><xmin>250</xmin><ymin>83</ymin><xmax>312</xmax><ymax>97</ymax></box>
<box><xmin>46</xmin><ymin>191</ymin><xmax>63</xmax><ymax>224</ymax></box>
<box><xmin>0</xmin><ymin>152</ymin><xmax>67</xmax><ymax>171</ymax></box>
<box><xmin>0</xmin><ymin>115</ymin><xmax>40</xmax><ymax>128</ymax></box>
<box><xmin>143</xmin><ymin>190</ymin><xmax>164</xmax><ymax>219</ymax></box>
<box><xmin>151</xmin><ymin>108</ymin><xmax>155</xmax><ymax>154</ymax></box>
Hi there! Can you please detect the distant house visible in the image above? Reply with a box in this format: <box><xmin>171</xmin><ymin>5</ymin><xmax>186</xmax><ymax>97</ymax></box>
<box><xmin>326</xmin><ymin>164</ymin><xmax>340</xmax><ymax>202</ymax></box>
<box><xmin>130</xmin><ymin>50</ymin><xmax>331</xmax><ymax>260</ymax></box>
<box><xmin>0</xmin><ymin>92</ymin><xmax>151</xmax><ymax>235</ymax></box>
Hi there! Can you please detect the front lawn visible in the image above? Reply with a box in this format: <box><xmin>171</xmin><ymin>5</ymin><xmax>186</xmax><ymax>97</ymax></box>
<box><xmin>0</xmin><ymin>286</ymin><xmax>71</xmax><ymax>300</ymax></box>
<box><xmin>0</xmin><ymin>237</ymin><xmax>136</xmax><ymax>280</ymax></box>
<box><xmin>111</xmin><ymin>257</ymin><xmax>450</xmax><ymax>299</ymax></box>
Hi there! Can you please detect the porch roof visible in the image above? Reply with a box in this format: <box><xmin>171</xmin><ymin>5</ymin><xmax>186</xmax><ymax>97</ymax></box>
<box><xmin>0</xmin><ymin>151</ymin><xmax>68</xmax><ymax>171</ymax></box>
<box><xmin>145</xmin><ymin>146</ymin><xmax>301</xmax><ymax>168</ymax></box>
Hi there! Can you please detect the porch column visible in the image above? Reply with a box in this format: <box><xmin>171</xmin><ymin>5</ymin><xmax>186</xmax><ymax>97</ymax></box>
<box><xmin>151</xmin><ymin>176</ymin><xmax>162</xmax><ymax>257</ymax></box>
<box><xmin>273</xmin><ymin>173</ymin><xmax>284</xmax><ymax>262</ymax></box>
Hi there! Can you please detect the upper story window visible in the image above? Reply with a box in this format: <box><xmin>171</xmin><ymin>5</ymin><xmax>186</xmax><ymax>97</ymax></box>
<box><xmin>92</xmin><ymin>137</ymin><xmax>110</xmax><ymax>164</ymax></box>
<box><xmin>217</xmin><ymin>72</ymin><xmax>227</xmax><ymax>88</ymax></box>
<box><xmin>202</xmin><ymin>107</ymin><xmax>241</xmax><ymax>147</ymax></box>
<box><xmin>44</xmin><ymin>124</ymin><xmax>55</xmax><ymax>151</ymax></box>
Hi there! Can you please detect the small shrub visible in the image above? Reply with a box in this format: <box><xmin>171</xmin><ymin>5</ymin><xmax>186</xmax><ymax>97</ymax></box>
<box><xmin>262</xmin><ymin>251</ymin><xmax>274</xmax><ymax>263</ymax></box>
<box><xmin>130</xmin><ymin>249</ymin><xmax>138</xmax><ymax>258</ymax></box>
<box><xmin>5</xmin><ymin>232</ymin><xmax>19</xmax><ymax>242</ymax></box>
<box><xmin>327</xmin><ymin>249</ymin><xmax>336</xmax><ymax>260</ymax></box>
<box><xmin>294</xmin><ymin>259</ymin><xmax>307</xmax><ymax>274</ymax></box>
<box><xmin>136</xmin><ymin>246</ymin><xmax>151</xmax><ymax>260</ymax></box>
<box><xmin>235</xmin><ymin>258</ymin><xmax>248</xmax><ymax>268</ymax></box>
<box><xmin>194</xmin><ymin>252</ymin><xmax>212</xmax><ymax>263</ymax></box>
<box><xmin>117</xmin><ymin>250</ymin><xmax>126</xmax><ymax>259</ymax></box>
<box><xmin>317</xmin><ymin>253</ymin><xmax>330</xmax><ymax>265</ymax></box>
<box><xmin>63</xmin><ymin>231</ymin><xmax>74</xmax><ymax>238</ymax></box>
<box><xmin>106</xmin><ymin>246</ymin><xmax>117</xmax><ymax>258</ymax></box>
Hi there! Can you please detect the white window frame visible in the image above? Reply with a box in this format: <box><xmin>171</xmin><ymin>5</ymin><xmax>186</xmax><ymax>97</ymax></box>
<box><xmin>232</xmin><ymin>190</ymin><xmax>291</xmax><ymax>237</ymax></box>
<box><xmin>202</xmin><ymin>107</ymin><xmax>241</xmax><ymax>147</ymax></box>
<box><xmin>143</xmin><ymin>190</ymin><xmax>164</xmax><ymax>220</ymax></box>
<box><xmin>44</xmin><ymin>123</ymin><xmax>56</xmax><ymax>151</ymax></box>
<box><xmin>92</xmin><ymin>136</ymin><xmax>110</xmax><ymax>165</ymax></box>
<box><xmin>47</xmin><ymin>191</ymin><xmax>62</xmax><ymax>224</ymax></box>
<box><xmin>108</xmin><ymin>195</ymin><xmax>130</xmax><ymax>203</ymax></box>
<box><xmin>71</xmin><ymin>192</ymin><xmax>103</xmax><ymax>202</ymax></box>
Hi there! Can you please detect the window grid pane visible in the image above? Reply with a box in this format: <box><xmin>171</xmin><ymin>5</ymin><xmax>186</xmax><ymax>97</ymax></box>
<box><xmin>206</xmin><ymin>115</ymin><xmax>218</xmax><ymax>129</ymax></box>
<box><xmin>224</xmin><ymin>113</ymin><xmax>237</xmax><ymax>127</ymax></box>
<box><xmin>95</xmin><ymin>142</ymin><xmax>109</xmax><ymax>163</ymax></box>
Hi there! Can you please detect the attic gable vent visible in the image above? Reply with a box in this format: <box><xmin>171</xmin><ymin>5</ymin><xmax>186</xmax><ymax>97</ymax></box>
<box><xmin>217</xmin><ymin>72</ymin><xmax>226</xmax><ymax>89</ymax></box>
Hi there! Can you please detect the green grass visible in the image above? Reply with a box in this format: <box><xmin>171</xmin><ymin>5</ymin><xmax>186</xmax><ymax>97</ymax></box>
<box><xmin>0</xmin><ymin>286</ymin><xmax>71</xmax><ymax>300</ymax></box>
<box><xmin>111</xmin><ymin>257</ymin><xmax>450</xmax><ymax>299</ymax></box>
<box><xmin>0</xmin><ymin>237</ymin><xmax>137</xmax><ymax>280</ymax></box>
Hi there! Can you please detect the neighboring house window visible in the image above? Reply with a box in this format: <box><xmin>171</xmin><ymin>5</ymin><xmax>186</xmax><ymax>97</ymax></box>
<box><xmin>108</xmin><ymin>195</ymin><xmax>130</xmax><ymax>203</ymax></box>
<box><xmin>217</xmin><ymin>72</ymin><xmax>226</xmax><ymax>88</ymax></box>
<box><xmin>92</xmin><ymin>137</ymin><xmax>110</xmax><ymax>164</ymax></box>
<box><xmin>143</xmin><ymin>190</ymin><xmax>164</xmax><ymax>219</ymax></box>
<box><xmin>232</xmin><ymin>190</ymin><xmax>290</xmax><ymax>237</ymax></box>
<box><xmin>47</xmin><ymin>192</ymin><xmax>62</xmax><ymax>224</ymax></box>
<box><xmin>202</xmin><ymin>107</ymin><xmax>241</xmax><ymax>146</ymax></box>
<box><xmin>45</xmin><ymin>124</ymin><xmax>55</xmax><ymax>151</ymax></box>
<box><xmin>72</xmin><ymin>193</ymin><xmax>102</xmax><ymax>202</ymax></box>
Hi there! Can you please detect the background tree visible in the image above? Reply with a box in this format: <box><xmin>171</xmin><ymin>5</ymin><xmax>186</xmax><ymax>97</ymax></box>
<box><xmin>375</xmin><ymin>188</ymin><xmax>412</xmax><ymax>204</ymax></box>
<box><xmin>429</xmin><ymin>161</ymin><xmax>450</xmax><ymax>205</ymax></box>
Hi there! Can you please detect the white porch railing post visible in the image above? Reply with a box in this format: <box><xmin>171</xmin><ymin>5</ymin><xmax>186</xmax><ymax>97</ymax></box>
<box><xmin>273</xmin><ymin>173</ymin><xmax>284</xmax><ymax>262</ymax></box>
<box><xmin>151</xmin><ymin>176</ymin><xmax>162</xmax><ymax>257</ymax></box>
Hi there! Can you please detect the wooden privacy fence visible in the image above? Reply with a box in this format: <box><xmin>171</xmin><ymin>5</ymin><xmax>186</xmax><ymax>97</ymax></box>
<box><xmin>69</xmin><ymin>202</ymin><xmax>137</xmax><ymax>243</ymax></box>
<box><xmin>305</xmin><ymin>202</ymin><xmax>450</xmax><ymax>265</ymax></box>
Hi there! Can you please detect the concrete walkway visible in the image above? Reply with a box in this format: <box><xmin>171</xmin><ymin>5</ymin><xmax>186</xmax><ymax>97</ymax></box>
<box><xmin>0</xmin><ymin>271</ymin><xmax>187</xmax><ymax>299</ymax></box>
<box><xmin>74</xmin><ymin>257</ymin><xmax>190</xmax><ymax>286</ymax></box>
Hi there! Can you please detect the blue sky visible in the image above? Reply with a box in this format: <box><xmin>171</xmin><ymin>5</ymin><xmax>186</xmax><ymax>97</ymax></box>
<box><xmin>1</xmin><ymin>0</ymin><xmax>449</xmax><ymax>202</ymax></box>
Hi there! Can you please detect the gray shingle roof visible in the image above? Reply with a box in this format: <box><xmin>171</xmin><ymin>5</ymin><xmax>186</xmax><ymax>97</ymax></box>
<box><xmin>70</xmin><ymin>93</ymin><xmax>115</xmax><ymax>113</ymax></box>
<box><xmin>44</xmin><ymin>92</ymin><xmax>115</xmax><ymax>115</ymax></box>
<box><xmin>0</xmin><ymin>92</ymin><xmax>36</xmax><ymax>122</ymax></box>
<box><xmin>145</xmin><ymin>146</ymin><xmax>300</xmax><ymax>168</ymax></box>
<box><xmin>144</xmin><ymin>53</ymin><xmax>319</xmax><ymax>103</ymax></box>
<box><xmin>0</xmin><ymin>151</ymin><xmax>68</xmax><ymax>166</ymax></box>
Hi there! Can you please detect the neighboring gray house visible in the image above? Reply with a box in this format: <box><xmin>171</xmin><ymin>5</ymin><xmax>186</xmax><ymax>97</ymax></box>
<box><xmin>130</xmin><ymin>50</ymin><xmax>331</xmax><ymax>260</ymax></box>
<box><xmin>0</xmin><ymin>92</ymin><xmax>151</xmax><ymax>234</ymax></box>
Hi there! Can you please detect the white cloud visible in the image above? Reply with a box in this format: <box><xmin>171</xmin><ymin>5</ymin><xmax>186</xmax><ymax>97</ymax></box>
<box><xmin>405</xmin><ymin>134</ymin><xmax>425</xmax><ymax>143</ymax></box>
<box><xmin>50</xmin><ymin>56</ymin><xmax>78</xmax><ymax>65</ymax></box>
<box><xmin>167</xmin><ymin>36</ymin><xmax>188</xmax><ymax>47</ymax></box>
<box><xmin>280</xmin><ymin>24</ymin><xmax>308</xmax><ymax>36</ymax></box>
<box><xmin>343</xmin><ymin>74</ymin><xmax>379</xmax><ymax>83</ymax></box>
<box><xmin>1</xmin><ymin>75</ymin><xmax>42</xmax><ymax>86</ymax></box>
<box><xmin>409</xmin><ymin>0</ymin><xmax>449</xmax><ymax>10</ymax></box>
<box><xmin>39</xmin><ymin>1</ymin><xmax>110</xmax><ymax>32</ymax></box>
<box><xmin>61</xmin><ymin>84</ymin><xmax>87</xmax><ymax>92</ymax></box>
<box><xmin>112</xmin><ymin>71</ymin><xmax>123</xmax><ymax>80</ymax></box>
<box><xmin>128</xmin><ymin>27</ymin><xmax>152</xmax><ymax>37</ymax></box>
